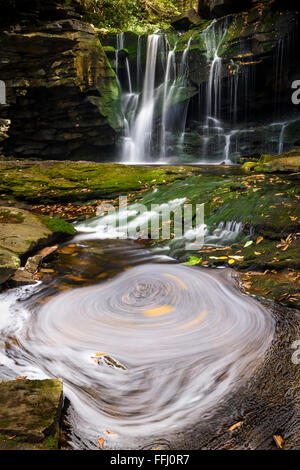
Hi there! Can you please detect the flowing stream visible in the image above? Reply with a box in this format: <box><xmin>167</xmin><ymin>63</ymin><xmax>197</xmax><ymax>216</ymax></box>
<box><xmin>0</xmin><ymin>237</ymin><xmax>278</xmax><ymax>449</ymax></box>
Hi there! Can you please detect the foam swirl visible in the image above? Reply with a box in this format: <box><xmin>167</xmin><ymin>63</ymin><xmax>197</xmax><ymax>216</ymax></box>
<box><xmin>19</xmin><ymin>264</ymin><xmax>274</xmax><ymax>439</ymax></box>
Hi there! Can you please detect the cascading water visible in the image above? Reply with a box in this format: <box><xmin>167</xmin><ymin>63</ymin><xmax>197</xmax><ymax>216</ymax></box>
<box><xmin>115</xmin><ymin>13</ymin><xmax>298</xmax><ymax>165</ymax></box>
<box><xmin>118</xmin><ymin>33</ymin><xmax>194</xmax><ymax>163</ymax></box>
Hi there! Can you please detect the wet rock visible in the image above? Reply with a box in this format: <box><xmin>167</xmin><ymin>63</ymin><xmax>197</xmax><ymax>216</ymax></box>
<box><xmin>0</xmin><ymin>206</ymin><xmax>74</xmax><ymax>285</ymax></box>
<box><xmin>0</xmin><ymin>207</ymin><xmax>52</xmax><ymax>256</ymax></box>
<box><xmin>0</xmin><ymin>379</ymin><xmax>63</xmax><ymax>450</ymax></box>
<box><xmin>24</xmin><ymin>245</ymin><xmax>58</xmax><ymax>274</ymax></box>
<box><xmin>243</xmin><ymin>150</ymin><xmax>300</xmax><ymax>173</ymax></box>
<box><xmin>257</xmin><ymin>156</ymin><xmax>300</xmax><ymax>173</ymax></box>
<box><xmin>24</xmin><ymin>255</ymin><xmax>44</xmax><ymax>274</ymax></box>
<box><xmin>9</xmin><ymin>268</ymin><xmax>35</xmax><ymax>287</ymax></box>
<box><xmin>171</xmin><ymin>9</ymin><xmax>201</xmax><ymax>31</ymax></box>
<box><xmin>0</xmin><ymin>247</ymin><xmax>20</xmax><ymax>284</ymax></box>
<box><xmin>183</xmin><ymin>3</ymin><xmax>299</xmax><ymax>123</ymax></box>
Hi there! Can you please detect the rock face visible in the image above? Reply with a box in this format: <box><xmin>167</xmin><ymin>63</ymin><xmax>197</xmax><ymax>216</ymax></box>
<box><xmin>177</xmin><ymin>3</ymin><xmax>300</xmax><ymax>121</ymax></box>
<box><xmin>0</xmin><ymin>206</ymin><xmax>75</xmax><ymax>285</ymax></box>
<box><xmin>0</xmin><ymin>1</ymin><xmax>123</xmax><ymax>160</ymax></box>
<box><xmin>198</xmin><ymin>0</ymin><xmax>252</xmax><ymax>18</ymax></box>
<box><xmin>0</xmin><ymin>379</ymin><xmax>63</xmax><ymax>450</ymax></box>
<box><xmin>171</xmin><ymin>9</ymin><xmax>201</xmax><ymax>31</ymax></box>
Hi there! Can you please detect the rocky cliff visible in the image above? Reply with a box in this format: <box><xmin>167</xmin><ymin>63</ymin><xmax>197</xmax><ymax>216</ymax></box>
<box><xmin>0</xmin><ymin>1</ymin><xmax>123</xmax><ymax>160</ymax></box>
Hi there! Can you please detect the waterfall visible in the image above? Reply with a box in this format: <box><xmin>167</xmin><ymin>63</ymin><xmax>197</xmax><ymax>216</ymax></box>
<box><xmin>116</xmin><ymin>33</ymin><xmax>132</xmax><ymax>93</ymax></box>
<box><xmin>278</xmin><ymin>122</ymin><xmax>287</xmax><ymax>154</ymax></box>
<box><xmin>119</xmin><ymin>33</ymin><xmax>193</xmax><ymax>163</ymax></box>
<box><xmin>125</xmin><ymin>34</ymin><xmax>161</xmax><ymax>162</ymax></box>
<box><xmin>160</xmin><ymin>41</ymin><xmax>177</xmax><ymax>160</ymax></box>
<box><xmin>114</xmin><ymin>13</ymin><xmax>297</xmax><ymax>165</ymax></box>
<box><xmin>204</xmin><ymin>19</ymin><xmax>228</xmax><ymax>122</ymax></box>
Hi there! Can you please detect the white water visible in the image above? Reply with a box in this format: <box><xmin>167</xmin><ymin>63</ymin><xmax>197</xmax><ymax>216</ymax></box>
<box><xmin>116</xmin><ymin>20</ymin><xmax>295</xmax><ymax>165</ymax></box>
<box><xmin>123</xmin><ymin>34</ymin><xmax>161</xmax><ymax>162</ymax></box>
<box><xmin>0</xmin><ymin>263</ymin><xmax>274</xmax><ymax>448</ymax></box>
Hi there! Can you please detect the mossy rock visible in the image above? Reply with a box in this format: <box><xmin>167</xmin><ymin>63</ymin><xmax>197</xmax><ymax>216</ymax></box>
<box><xmin>256</xmin><ymin>156</ymin><xmax>300</xmax><ymax>173</ymax></box>
<box><xmin>0</xmin><ymin>206</ymin><xmax>75</xmax><ymax>285</ymax></box>
<box><xmin>242</xmin><ymin>161</ymin><xmax>257</xmax><ymax>171</ymax></box>
<box><xmin>0</xmin><ymin>247</ymin><xmax>20</xmax><ymax>284</ymax></box>
<box><xmin>0</xmin><ymin>161</ymin><xmax>197</xmax><ymax>204</ymax></box>
<box><xmin>243</xmin><ymin>149</ymin><xmax>300</xmax><ymax>173</ymax></box>
<box><xmin>0</xmin><ymin>379</ymin><xmax>63</xmax><ymax>450</ymax></box>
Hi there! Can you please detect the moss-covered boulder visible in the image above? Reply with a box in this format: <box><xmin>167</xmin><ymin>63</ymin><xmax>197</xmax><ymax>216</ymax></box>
<box><xmin>0</xmin><ymin>247</ymin><xmax>20</xmax><ymax>284</ymax></box>
<box><xmin>243</xmin><ymin>148</ymin><xmax>300</xmax><ymax>172</ymax></box>
<box><xmin>0</xmin><ymin>160</ymin><xmax>197</xmax><ymax>204</ymax></box>
<box><xmin>0</xmin><ymin>379</ymin><xmax>63</xmax><ymax>450</ymax></box>
<box><xmin>0</xmin><ymin>206</ymin><xmax>75</xmax><ymax>285</ymax></box>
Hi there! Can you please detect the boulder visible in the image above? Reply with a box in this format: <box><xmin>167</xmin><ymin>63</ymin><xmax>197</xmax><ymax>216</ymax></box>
<box><xmin>0</xmin><ymin>247</ymin><xmax>20</xmax><ymax>284</ymax></box>
<box><xmin>0</xmin><ymin>379</ymin><xmax>63</xmax><ymax>450</ymax></box>
<box><xmin>171</xmin><ymin>9</ymin><xmax>201</xmax><ymax>31</ymax></box>
<box><xmin>9</xmin><ymin>268</ymin><xmax>35</xmax><ymax>287</ymax></box>
<box><xmin>0</xmin><ymin>206</ymin><xmax>74</xmax><ymax>285</ymax></box>
<box><xmin>257</xmin><ymin>155</ymin><xmax>300</xmax><ymax>173</ymax></box>
<box><xmin>242</xmin><ymin>150</ymin><xmax>300</xmax><ymax>173</ymax></box>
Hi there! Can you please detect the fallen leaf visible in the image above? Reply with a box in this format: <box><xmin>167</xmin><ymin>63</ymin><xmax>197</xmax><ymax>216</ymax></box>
<box><xmin>97</xmin><ymin>438</ymin><xmax>105</xmax><ymax>449</ymax></box>
<box><xmin>244</xmin><ymin>240</ymin><xmax>253</xmax><ymax>248</ymax></box>
<box><xmin>228</xmin><ymin>421</ymin><xmax>243</xmax><ymax>431</ymax></box>
<box><xmin>256</xmin><ymin>236</ymin><xmax>264</xmax><ymax>245</ymax></box>
<box><xmin>144</xmin><ymin>305</ymin><xmax>174</xmax><ymax>317</ymax></box>
<box><xmin>15</xmin><ymin>376</ymin><xmax>27</xmax><ymax>380</ymax></box>
<box><xmin>228</xmin><ymin>259</ymin><xmax>235</xmax><ymax>265</ymax></box>
<box><xmin>273</xmin><ymin>435</ymin><xmax>284</xmax><ymax>449</ymax></box>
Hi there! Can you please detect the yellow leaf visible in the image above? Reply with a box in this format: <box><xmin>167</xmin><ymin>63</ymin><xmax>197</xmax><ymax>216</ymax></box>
<box><xmin>273</xmin><ymin>435</ymin><xmax>284</xmax><ymax>449</ymax></box>
<box><xmin>256</xmin><ymin>236</ymin><xmax>264</xmax><ymax>245</ymax></box>
<box><xmin>143</xmin><ymin>305</ymin><xmax>174</xmax><ymax>317</ymax></box>
<box><xmin>228</xmin><ymin>259</ymin><xmax>235</xmax><ymax>265</ymax></box>
<box><xmin>228</xmin><ymin>421</ymin><xmax>243</xmax><ymax>431</ymax></box>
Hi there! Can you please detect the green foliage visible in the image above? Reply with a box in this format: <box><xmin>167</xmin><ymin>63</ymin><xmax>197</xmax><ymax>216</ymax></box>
<box><xmin>183</xmin><ymin>256</ymin><xmax>202</xmax><ymax>266</ymax></box>
<box><xmin>40</xmin><ymin>215</ymin><xmax>76</xmax><ymax>235</ymax></box>
<box><xmin>82</xmin><ymin>0</ymin><xmax>180</xmax><ymax>31</ymax></box>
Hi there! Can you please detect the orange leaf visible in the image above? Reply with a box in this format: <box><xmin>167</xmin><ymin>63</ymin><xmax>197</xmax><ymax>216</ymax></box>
<box><xmin>97</xmin><ymin>438</ymin><xmax>105</xmax><ymax>449</ymax></box>
<box><xmin>228</xmin><ymin>421</ymin><xmax>243</xmax><ymax>431</ymax></box>
<box><xmin>256</xmin><ymin>236</ymin><xmax>264</xmax><ymax>245</ymax></box>
<box><xmin>273</xmin><ymin>435</ymin><xmax>284</xmax><ymax>449</ymax></box>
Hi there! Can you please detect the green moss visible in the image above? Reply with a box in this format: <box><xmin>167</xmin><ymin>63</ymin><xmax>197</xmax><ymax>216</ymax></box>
<box><xmin>43</xmin><ymin>433</ymin><xmax>59</xmax><ymax>450</ymax></box>
<box><xmin>0</xmin><ymin>209</ymin><xmax>24</xmax><ymax>224</ymax></box>
<box><xmin>40</xmin><ymin>216</ymin><xmax>76</xmax><ymax>235</ymax></box>
<box><xmin>0</xmin><ymin>161</ymin><xmax>196</xmax><ymax>204</ymax></box>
